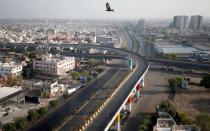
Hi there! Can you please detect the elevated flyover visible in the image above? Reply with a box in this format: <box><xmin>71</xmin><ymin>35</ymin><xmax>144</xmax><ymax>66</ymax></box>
<box><xmin>0</xmin><ymin>43</ymin><xmax>149</xmax><ymax>131</ymax></box>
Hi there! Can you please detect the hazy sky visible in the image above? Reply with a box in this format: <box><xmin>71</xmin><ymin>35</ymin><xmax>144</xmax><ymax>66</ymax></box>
<box><xmin>0</xmin><ymin>0</ymin><xmax>210</xmax><ymax>19</ymax></box>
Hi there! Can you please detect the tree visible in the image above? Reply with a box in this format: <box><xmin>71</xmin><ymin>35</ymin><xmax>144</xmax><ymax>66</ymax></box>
<box><xmin>178</xmin><ymin>112</ymin><xmax>192</xmax><ymax>125</ymax></box>
<box><xmin>37</xmin><ymin>107</ymin><xmax>48</xmax><ymax>117</ymax></box>
<box><xmin>200</xmin><ymin>74</ymin><xmax>210</xmax><ymax>90</ymax></box>
<box><xmin>171</xmin><ymin>54</ymin><xmax>177</xmax><ymax>60</ymax></box>
<box><xmin>168</xmin><ymin>79</ymin><xmax>178</xmax><ymax>89</ymax></box>
<box><xmin>95</xmin><ymin>68</ymin><xmax>104</xmax><ymax>73</ymax></box>
<box><xmin>27</xmin><ymin>109</ymin><xmax>39</xmax><ymax>121</ymax></box>
<box><xmin>49</xmin><ymin>100</ymin><xmax>58</xmax><ymax>109</ymax></box>
<box><xmin>3</xmin><ymin>123</ymin><xmax>16</xmax><ymax>131</ymax></box>
<box><xmin>29</xmin><ymin>52</ymin><xmax>37</xmax><ymax>59</ymax></box>
<box><xmin>31</xmin><ymin>69</ymin><xmax>41</xmax><ymax>77</ymax></box>
<box><xmin>7</xmin><ymin>75</ymin><xmax>23</xmax><ymax>87</ymax></box>
<box><xmin>81</xmin><ymin>70</ymin><xmax>89</xmax><ymax>77</ymax></box>
<box><xmin>89</xmin><ymin>59</ymin><xmax>98</xmax><ymax>67</ymax></box>
<box><xmin>175</xmin><ymin>77</ymin><xmax>183</xmax><ymax>87</ymax></box>
<box><xmin>15</xmin><ymin>117</ymin><xmax>27</xmax><ymax>130</ymax></box>
<box><xmin>71</xmin><ymin>71</ymin><xmax>81</xmax><ymax>80</ymax></box>
<box><xmin>160</xmin><ymin>100</ymin><xmax>177</xmax><ymax>118</ymax></box>
<box><xmin>138</xmin><ymin>115</ymin><xmax>152</xmax><ymax>131</ymax></box>
<box><xmin>196</xmin><ymin>112</ymin><xmax>210</xmax><ymax>131</ymax></box>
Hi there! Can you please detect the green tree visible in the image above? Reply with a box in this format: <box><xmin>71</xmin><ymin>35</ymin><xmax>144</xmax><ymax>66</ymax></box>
<box><xmin>63</xmin><ymin>93</ymin><xmax>69</xmax><ymax>100</ymax></box>
<box><xmin>175</xmin><ymin>77</ymin><xmax>183</xmax><ymax>87</ymax></box>
<box><xmin>138</xmin><ymin>124</ymin><xmax>148</xmax><ymax>131</ymax></box>
<box><xmin>179</xmin><ymin>112</ymin><xmax>192</xmax><ymax>125</ymax></box>
<box><xmin>160</xmin><ymin>100</ymin><xmax>177</xmax><ymax>117</ymax></box>
<box><xmin>89</xmin><ymin>59</ymin><xmax>98</xmax><ymax>67</ymax></box>
<box><xmin>171</xmin><ymin>54</ymin><xmax>177</xmax><ymax>60</ymax></box>
<box><xmin>81</xmin><ymin>70</ymin><xmax>89</xmax><ymax>77</ymax></box>
<box><xmin>15</xmin><ymin>117</ymin><xmax>27</xmax><ymax>130</ymax></box>
<box><xmin>196</xmin><ymin>112</ymin><xmax>210</xmax><ymax>131</ymax></box>
<box><xmin>37</xmin><ymin>107</ymin><xmax>48</xmax><ymax>117</ymax></box>
<box><xmin>29</xmin><ymin>52</ymin><xmax>37</xmax><ymax>59</ymax></box>
<box><xmin>49</xmin><ymin>100</ymin><xmax>58</xmax><ymax>109</ymax></box>
<box><xmin>3</xmin><ymin>123</ymin><xmax>16</xmax><ymax>131</ymax></box>
<box><xmin>200</xmin><ymin>74</ymin><xmax>210</xmax><ymax>90</ymax></box>
<box><xmin>71</xmin><ymin>71</ymin><xmax>81</xmax><ymax>80</ymax></box>
<box><xmin>27</xmin><ymin>109</ymin><xmax>39</xmax><ymax>121</ymax></box>
<box><xmin>138</xmin><ymin>116</ymin><xmax>152</xmax><ymax>131</ymax></box>
<box><xmin>168</xmin><ymin>79</ymin><xmax>178</xmax><ymax>90</ymax></box>
<box><xmin>95</xmin><ymin>68</ymin><xmax>104</xmax><ymax>73</ymax></box>
<box><xmin>31</xmin><ymin>69</ymin><xmax>41</xmax><ymax>77</ymax></box>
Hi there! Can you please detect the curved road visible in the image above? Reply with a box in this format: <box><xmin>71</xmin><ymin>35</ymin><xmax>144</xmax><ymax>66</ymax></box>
<box><xmin>0</xmin><ymin>43</ymin><xmax>149</xmax><ymax>131</ymax></box>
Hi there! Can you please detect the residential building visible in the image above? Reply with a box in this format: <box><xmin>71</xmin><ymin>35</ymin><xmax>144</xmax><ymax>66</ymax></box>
<box><xmin>0</xmin><ymin>62</ymin><xmax>23</xmax><ymax>77</ymax></box>
<box><xmin>190</xmin><ymin>15</ymin><xmax>203</xmax><ymax>31</ymax></box>
<box><xmin>173</xmin><ymin>16</ymin><xmax>189</xmax><ymax>31</ymax></box>
<box><xmin>33</xmin><ymin>54</ymin><xmax>75</xmax><ymax>76</ymax></box>
<box><xmin>34</xmin><ymin>81</ymin><xmax>66</xmax><ymax>98</ymax></box>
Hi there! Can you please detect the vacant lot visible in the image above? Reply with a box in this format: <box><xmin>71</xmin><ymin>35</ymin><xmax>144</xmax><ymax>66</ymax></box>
<box><xmin>172</xmin><ymin>77</ymin><xmax>210</xmax><ymax>120</ymax></box>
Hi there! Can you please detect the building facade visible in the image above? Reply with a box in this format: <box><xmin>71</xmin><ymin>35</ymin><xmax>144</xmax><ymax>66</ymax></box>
<box><xmin>173</xmin><ymin>15</ymin><xmax>189</xmax><ymax>31</ymax></box>
<box><xmin>190</xmin><ymin>15</ymin><xmax>203</xmax><ymax>31</ymax></box>
<box><xmin>137</xmin><ymin>19</ymin><xmax>145</xmax><ymax>32</ymax></box>
<box><xmin>0</xmin><ymin>62</ymin><xmax>23</xmax><ymax>77</ymax></box>
<box><xmin>33</xmin><ymin>54</ymin><xmax>75</xmax><ymax>76</ymax></box>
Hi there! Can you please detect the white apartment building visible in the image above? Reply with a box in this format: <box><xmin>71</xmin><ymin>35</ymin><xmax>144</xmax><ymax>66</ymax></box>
<box><xmin>33</xmin><ymin>54</ymin><xmax>75</xmax><ymax>76</ymax></box>
<box><xmin>34</xmin><ymin>81</ymin><xmax>66</xmax><ymax>98</ymax></box>
<box><xmin>0</xmin><ymin>62</ymin><xmax>23</xmax><ymax>77</ymax></box>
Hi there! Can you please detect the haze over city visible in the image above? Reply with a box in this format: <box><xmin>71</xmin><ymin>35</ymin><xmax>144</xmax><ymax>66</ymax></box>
<box><xmin>0</xmin><ymin>0</ymin><xmax>210</xmax><ymax>131</ymax></box>
<box><xmin>0</xmin><ymin>0</ymin><xmax>210</xmax><ymax>19</ymax></box>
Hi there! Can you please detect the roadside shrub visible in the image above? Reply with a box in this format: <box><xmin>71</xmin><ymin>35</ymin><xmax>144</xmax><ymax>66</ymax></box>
<box><xmin>160</xmin><ymin>100</ymin><xmax>176</xmax><ymax>117</ymax></box>
<box><xmin>3</xmin><ymin>123</ymin><xmax>16</xmax><ymax>131</ymax></box>
<box><xmin>38</xmin><ymin>107</ymin><xmax>48</xmax><ymax>117</ymax></box>
<box><xmin>196</xmin><ymin>112</ymin><xmax>210</xmax><ymax>131</ymax></box>
<box><xmin>15</xmin><ymin>117</ymin><xmax>27</xmax><ymax>130</ymax></box>
<box><xmin>138</xmin><ymin>115</ymin><xmax>152</xmax><ymax>131</ymax></box>
<box><xmin>178</xmin><ymin>112</ymin><xmax>192</xmax><ymax>125</ymax></box>
<box><xmin>27</xmin><ymin>109</ymin><xmax>39</xmax><ymax>121</ymax></box>
<box><xmin>49</xmin><ymin>100</ymin><xmax>58</xmax><ymax>109</ymax></box>
<box><xmin>95</xmin><ymin>68</ymin><xmax>104</xmax><ymax>73</ymax></box>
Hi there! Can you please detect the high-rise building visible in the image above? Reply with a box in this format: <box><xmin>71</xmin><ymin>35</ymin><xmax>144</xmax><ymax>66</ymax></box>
<box><xmin>173</xmin><ymin>15</ymin><xmax>189</xmax><ymax>30</ymax></box>
<box><xmin>137</xmin><ymin>19</ymin><xmax>145</xmax><ymax>32</ymax></box>
<box><xmin>190</xmin><ymin>15</ymin><xmax>203</xmax><ymax>30</ymax></box>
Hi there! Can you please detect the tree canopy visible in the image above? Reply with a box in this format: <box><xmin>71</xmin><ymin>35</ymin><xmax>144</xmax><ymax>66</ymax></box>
<box><xmin>200</xmin><ymin>74</ymin><xmax>210</xmax><ymax>89</ymax></box>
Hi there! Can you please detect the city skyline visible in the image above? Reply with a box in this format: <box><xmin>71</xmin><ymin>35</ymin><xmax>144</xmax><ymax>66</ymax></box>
<box><xmin>0</xmin><ymin>0</ymin><xmax>210</xmax><ymax>19</ymax></box>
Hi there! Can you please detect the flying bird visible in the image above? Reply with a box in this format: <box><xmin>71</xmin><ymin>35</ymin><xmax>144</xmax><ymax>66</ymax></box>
<box><xmin>106</xmin><ymin>2</ymin><xmax>114</xmax><ymax>12</ymax></box>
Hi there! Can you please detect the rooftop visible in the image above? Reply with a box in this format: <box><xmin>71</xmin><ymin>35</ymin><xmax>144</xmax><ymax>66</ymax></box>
<box><xmin>0</xmin><ymin>86</ymin><xmax>22</xmax><ymax>100</ymax></box>
<box><xmin>161</xmin><ymin>47</ymin><xmax>200</xmax><ymax>54</ymax></box>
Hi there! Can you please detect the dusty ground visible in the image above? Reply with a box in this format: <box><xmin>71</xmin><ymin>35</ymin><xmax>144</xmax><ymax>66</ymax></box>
<box><xmin>172</xmin><ymin>77</ymin><xmax>210</xmax><ymax>120</ymax></box>
<box><xmin>124</xmin><ymin>69</ymin><xmax>210</xmax><ymax>131</ymax></box>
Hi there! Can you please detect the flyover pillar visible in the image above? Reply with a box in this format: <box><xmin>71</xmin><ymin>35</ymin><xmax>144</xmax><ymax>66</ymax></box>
<box><xmin>140</xmin><ymin>77</ymin><xmax>145</xmax><ymax>87</ymax></box>
<box><xmin>117</xmin><ymin>113</ymin><xmax>121</xmax><ymax>131</ymax></box>
<box><xmin>136</xmin><ymin>83</ymin><xmax>141</xmax><ymax>98</ymax></box>
<box><xmin>128</xmin><ymin>97</ymin><xmax>132</xmax><ymax>111</ymax></box>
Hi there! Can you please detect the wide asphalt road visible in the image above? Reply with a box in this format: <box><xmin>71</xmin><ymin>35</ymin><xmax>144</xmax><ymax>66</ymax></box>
<box><xmin>28</xmin><ymin>69</ymin><xmax>118</xmax><ymax>131</ymax></box>
<box><xmin>85</xmin><ymin>49</ymin><xmax>148</xmax><ymax>130</ymax></box>
<box><xmin>59</xmin><ymin>69</ymin><xmax>130</xmax><ymax>131</ymax></box>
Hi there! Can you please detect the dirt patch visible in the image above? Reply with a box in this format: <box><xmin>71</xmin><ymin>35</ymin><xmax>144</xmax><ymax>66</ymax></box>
<box><xmin>171</xmin><ymin>77</ymin><xmax>210</xmax><ymax>120</ymax></box>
